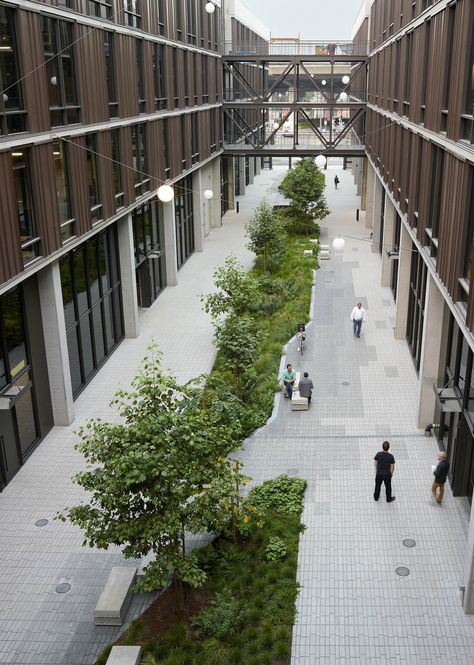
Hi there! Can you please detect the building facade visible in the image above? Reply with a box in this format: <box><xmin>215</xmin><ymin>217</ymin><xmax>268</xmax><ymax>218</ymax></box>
<box><xmin>355</xmin><ymin>0</ymin><xmax>474</xmax><ymax>611</ymax></box>
<box><xmin>0</xmin><ymin>0</ymin><xmax>269</xmax><ymax>491</ymax></box>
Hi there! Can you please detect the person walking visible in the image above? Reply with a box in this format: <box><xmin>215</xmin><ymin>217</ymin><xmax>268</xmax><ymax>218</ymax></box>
<box><xmin>432</xmin><ymin>451</ymin><xmax>450</xmax><ymax>504</ymax></box>
<box><xmin>282</xmin><ymin>363</ymin><xmax>296</xmax><ymax>399</ymax></box>
<box><xmin>298</xmin><ymin>371</ymin><xmax>314</xmax><ymax>404</ymax></box>
<box><xmin>334</xmin><ymin>175</ymin><xmax>340</xmax><ymax>189</ymax></box>
<box><xmin>373</xmin><ymin>441</ymin><xmax>396</xmax><ymax>502</ymax></box>
<box><xmin>351</xmin><ymin>302</ymin><xmax>366</xmax><ymax>338</ymax></box>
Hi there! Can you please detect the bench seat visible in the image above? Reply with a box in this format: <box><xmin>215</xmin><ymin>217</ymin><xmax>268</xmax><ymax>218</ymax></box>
<box><xmin>94</xmin><ymin>566</ymin><xmax>137</xmax><ymax>626</ymax></box>
<box><xmin>105</xmin><ymin>646</ymin><xmax>142</xmax><ymax>665</ymax></box>
<box><xmin>291</xmin><ymin>390</ymin><xmax>309</xmax><ymax>410</ymax></box>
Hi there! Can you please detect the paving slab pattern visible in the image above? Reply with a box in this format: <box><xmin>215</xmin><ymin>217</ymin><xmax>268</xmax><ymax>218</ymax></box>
<box><xmin>239</xmin><ymin>166</ymin><xmax>474</xmax><ymax>664</ymax></box>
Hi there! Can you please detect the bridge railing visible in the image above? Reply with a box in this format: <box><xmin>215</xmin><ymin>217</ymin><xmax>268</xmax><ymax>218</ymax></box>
<box><xmin>223</xmin><ymin>40</ymin><xmax>369</xmax><ymax>57</ymax></box>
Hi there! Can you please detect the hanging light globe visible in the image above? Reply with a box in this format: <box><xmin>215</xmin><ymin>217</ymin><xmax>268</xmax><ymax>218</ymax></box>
<box><xmin>342</xmin><ymin>75</ymin><xmax>350</xmax><ymax>84</ymax></box>
<box><xmin>157</xmin><ymin>184</ymin><xmax>174</xmax><ymax>202</ymax></box>
<box><xmin>203</xmin><ymin>189</ymin><xmax>214</xmax><ymax>200</ymax></box>
<box><xmin>321</xmin><ymin>80</ymin><xmax>327</xmax><ymax>86</ymax></box>
<box><xmin>332</xmin><ymin>237</ymin><xmax>345</xmax><ymax>251</ymax></box>
<box><xmin>205</xmin><ymin>2</ymin><xmax>216</xmax><ymax>13</ymax></box>
<box><xmin>339</xmin><ymin>91</ymin><xmax>348</xmax><ymax>102</ymax></box>
<box><xmin>315</xmin><ymin>154</ymin><xmax>327</xmax><ymax>168</ymax></box>
<box><xmin>273</xmin><ymin>121</ymin><xmax>280</xmax><ymax>130</ymax></box>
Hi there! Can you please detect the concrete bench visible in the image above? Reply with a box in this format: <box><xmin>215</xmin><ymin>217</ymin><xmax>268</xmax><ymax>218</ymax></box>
<box><xmin>319</xmin><ymin>249</ymin><xmax>331</xmax><ymax>260</ymax></box>
<box><xmin>303</xmin><ymin>249</ymin><xmax>313</xmax><ymax>256</ymax></box>
<box><xmin>319</xmin><ymin>244</ymin><xmax>330</xmax><ymax>251</ymax></box>
<box><xmin>291</xmin><ymin>390</ymin><xmax>309</xmax><ymax>410</ymax></box>
<box><xmin>94</xmin><ymin>566</ymin><xmax>137</xmax><ymax>626</ymax></box>
<box><xmin>105</xmin><ymin>646</ymin><xmax>141</xmax><ymax>665</ymax></box>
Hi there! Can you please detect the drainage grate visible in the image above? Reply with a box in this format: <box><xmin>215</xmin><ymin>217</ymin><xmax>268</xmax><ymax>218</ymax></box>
<box><xmin>395</xmin><ymin>566</ymin><xmax>410</xmax><ymax>577</ymax></box>
<box><xmin>35</xmin><ymin>519</ymin><xmax>49</xmax><ymax>527</ymax></box>
<box><xmin>403</xmin><ymin>538</ymin><xmax>416</xmax><ymax>548</ymax></box>
<box><xmin>55</xmin><ymin>582</ymin><xmax>71</xmax><ymax>594</ymax></box>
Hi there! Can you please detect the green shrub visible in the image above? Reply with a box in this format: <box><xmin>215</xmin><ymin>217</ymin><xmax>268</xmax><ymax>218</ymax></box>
<box><xmin>265</xmin><ymin>537</ymin><xmax>287</xmax><ymax>562</ymax></box>
<box><xmin>249</xmin><ymin>475</ymin><xmax>307</xmax><ymax>516</ymax></box>
<box><xmin>192</xmin><ymin>590</ymin><xmax>242</xmax><ymax>640</ymax></box>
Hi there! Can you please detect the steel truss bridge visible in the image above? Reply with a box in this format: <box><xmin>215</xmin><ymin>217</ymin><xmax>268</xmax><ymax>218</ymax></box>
<box><xmin>222</xmin><ymin>47</ymin><xmax>368</xmax><ymax>158</ymax></box>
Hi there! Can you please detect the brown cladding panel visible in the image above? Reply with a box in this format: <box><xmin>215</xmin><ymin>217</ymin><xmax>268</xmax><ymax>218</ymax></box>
<box><xmin>30</xmin><ymin>143</ymin><xmax>61</xmax><ymax>256</ymax></box>
<box><xmin>0</xmin><ymin>151</ymin><xmax>23</xmax><ymax>284</ymax></box>
<box><xmin>17</xmin><ymin>10</ymin><xmax>50</xmax><ymax>134</ymax></box>
<box><xmin>169</xmin><ymin>116</ymin><xmax>182</xmax><ymax>178</ymax></box>
<box><xmin>147</xmin><ymin>120</ymin><xmax>165</xmax><ymax>186</ymax></box>
<box><xmin>96</xmin><ymin>131</ymin><xmax>115</xmax><ymax>221</ymax></box>
<box><xmin>143</xmin><ymin>40</ymin><xmax>155</xmax><ymax>114</ymax></box>
<box><xmin>115</xmin><ymin>34</ymin><xmax>139</xmax><ymax>118</ymax></box>
<box><xmin>68</xmin><ymin>136</ymin><xmax>91</xmax><ymax>237</ymax></box>
<box><xmin>415</xmin><ymin>140</ymin><xmax>432</xmax><ymax>242</ymax></box>
<box><xmin>74</xmin><ymin>24</ymin><xmax>108</xmax><ymax>125</ymax></box>
<box><xmin>447</xmin><ymin>0</ymin><xmax>472</xmax><ymax>141</ymax></box>
<box><xmin>119</xmin><ymin>125</ymin><xmax>134</xmax><ymax>207</ymax></box>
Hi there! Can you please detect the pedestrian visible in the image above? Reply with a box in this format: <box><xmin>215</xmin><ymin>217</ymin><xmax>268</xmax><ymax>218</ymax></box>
<box><xmin>334</xmin><ymin>175</ymin><xmax>340</xmax><ymax>189</ymax></box>
<box><xmin>298</xmin><ymin>371</ymin><xmax>313</xmax><ymax>404</ymax></box>
<box><xmin>432</xmin><ymin>451</ymin><xmax>450</xmax><ymax>504</ymax></box>
<box><xmin>373</xmin><ymin>441</ymin><xmax>396</xmax><ymax>502</ymax></box>
<box><xmin>350</xmin><ymin>302</ymin><xmax>366</xmax><ymax>338</ymax></box>
<box><xmin>282</xmin><ymin>363</ymin><xmax>296</xmax><ymax>399</ymax></box>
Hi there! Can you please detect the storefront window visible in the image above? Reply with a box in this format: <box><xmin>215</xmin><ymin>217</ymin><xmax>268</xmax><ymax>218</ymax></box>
<box><xmin>0</xmin><ymin>5</ymin><xmax>25</xmax><ymax>135</ymax></box>
<box><xmin>60</xmin><ymin>226</ymin><xmax>124</xmax><ymax>397</ymax></box>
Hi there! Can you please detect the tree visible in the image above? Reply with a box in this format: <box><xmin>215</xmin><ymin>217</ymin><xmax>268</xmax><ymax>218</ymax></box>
<box><xmin>278</xmin><ymin>158</ymin><xmax>330</xmax><ymax>234</ymax></box>
<box><xmin>59</xmin><ymin>346</ymin><xmax>248</xmax><ymax>616</ymax></box>
<box><xmin>215</xmin><ymin>317</ymin><xmax>262</xmax><ymax>399</ymax></box>
<box><xmin>245</xmin><ymin>199</ymin><xmax>286</xmax><ymax>272</ymax></box>
<box><xmin>201</xmin><ymin>255</ymin><xmax>259</xmax><ymax>321</ymax></box>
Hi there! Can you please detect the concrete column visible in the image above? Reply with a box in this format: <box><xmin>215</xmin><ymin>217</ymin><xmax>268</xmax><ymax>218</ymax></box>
<box><xmin>211</xmin><ymin>157</ymin><xmax>222</xmax><ymax>228</ymax></box>
<box><xmin>192</xmin><ymin>169</ymin><xmax>204</xmax><ymax>251</ymax></box>
<box><xmin>463</xmin><ymin>500</ymin><xmax>474</xmax><ymax>613</ymax></box>
<box><xmin>248</xmin><ymin>157</ymin><xmax>255</xmax><ymax>185</ymax></box>
<box><xmin>238</xmin><ymin>157</ymin><xmax>246</xmax><ymax>196</ymax></box>
<box><xmin>117</xmin><ymin>214</ymin><xmax>139</xmax><ymax>338</ymax></box>
<box><xmin>360</xmin><ymin>158</ymin><xmax>368</xmax><ymax>210</ymax></box>
<box><xmin>371</xmin><ymin>174</ymin><xmax>384</xmax><ymax>253</ymax></box>
<box><xmin>416</xmin><ymin>274</ymin><xmax>447</xmax><ymax>428</ymax></box>
<box><xmin>162</xmin><ymin>199</ymin><xmax>178</xmax><ymax>286</ymax></box>
<box><xmin>381</xmin><ymin>196</ymin><xmax>396</xmax><ymax>287</ymax></box>
<box><xmin>37</xmin><ymin>261</ymin><xmax>74</xmax><ymax>426</ymax></box>
<box><xmin>255</xmin><ymin>157</ymin><xmax>261</xmax><ymax>176</ymax></box>
<box><xmin>365</xmin><ymin>161</ymin><xmax>376</xmax><ymax>229</ymax></box>
<box><xmin>394</xmin><ymin>223</ymin><xmax>412</xmax><ymax>339</ymax></box>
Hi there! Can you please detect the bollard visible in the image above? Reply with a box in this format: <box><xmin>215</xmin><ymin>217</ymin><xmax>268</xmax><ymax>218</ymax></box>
<box><xmin>236</xmin><ymin>201</ymin><xmax>240</xmax><ymax>213</ymax></box>
<box><xmin>356</xmin><ymin>208</ymin><xmax>360</xmax><ymax>221</ymax></box>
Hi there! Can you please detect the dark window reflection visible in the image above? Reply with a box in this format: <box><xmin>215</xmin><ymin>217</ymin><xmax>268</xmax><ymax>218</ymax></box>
<box><xmin>53</xmin><ymin>139</ymin><xmax>75</xmax><ymax>240</ymax></box>
<box><xmin>0</xmin><ymin>5</ymin><xmax>25</xmax><ymax>135</ymax></box>
<box><xmin>12</xmin><ymin>149</ymin><xmax>40</xmax><ymax>264</ymax></box>
<box><xmin>175</xmin><ymin>175</ymin><xmax>195</xmax><ymax>269</ymax></box>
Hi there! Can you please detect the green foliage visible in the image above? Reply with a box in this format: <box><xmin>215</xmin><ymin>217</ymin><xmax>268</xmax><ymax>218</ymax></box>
<box><xmin>249</xmin><ymin>475</ymin><xmax>308</xmax><ymax>516</ymax></box>
<box><xmin>246</xmin><ymin>200</ymin><xmax>286</xmax><ymax>272</ymax></box>
<box><xmin>214</xmin><ymin>317</ymin><xmax>261</xmax><ymax>399</ymax></box>
<box><xmin>265</xmin><ymin>537</ymin><xmax>287</xmax><ymax>562</ymax></box>
<box><xmin>278</xmin><ymin>158</ymin><xmax>330</xmax><ymax>230</ymax></box>
<box><xmin>201</xmin><ymin>256</ymin><xmax>259</xmax><ymax>321</ymax></box>
<box><xmin>59</xmin><ymin>345</ymin><xmax>251</xmax><ymax>612</ymax></box>
<box><xmin>192</xmin><ymin>589</ymin><xmax>242</xmax><ymax>640</ymax></box>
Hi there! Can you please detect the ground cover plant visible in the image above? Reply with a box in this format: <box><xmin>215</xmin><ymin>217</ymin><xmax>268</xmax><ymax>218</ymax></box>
<box><xmin>95</xmin><ymin>475</ymin><xmax>307</xmax><ymax>665</ymax></box>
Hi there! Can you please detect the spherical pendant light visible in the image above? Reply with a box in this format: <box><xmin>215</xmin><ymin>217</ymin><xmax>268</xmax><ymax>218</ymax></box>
<box><xmin>332</xmin><ymin>237</ymin><xmax>345</xmax><ymax>251</ymax></box>
<box><xmin>205</xmin><ymin>2</ymin><xmax>216</xmax><ymax>13</ymax></box>
<box><xmin>315</xmin><ymin>154</ymin><xmax>327</xmax><ymax>168</ymax></box>
<box><xmin>203</xmin><ymin>189</ymin><xmax>214</xmax><ymax>200</ymax></box>
<box><xmin>157</xmin><ymin>184</ymin><xmax>174</xmax><ymax>202</ymax></box>
<box><xmin>342</xmin><ymin>75</ymin><xmax>350</xmax><ymax>84</ymax></box>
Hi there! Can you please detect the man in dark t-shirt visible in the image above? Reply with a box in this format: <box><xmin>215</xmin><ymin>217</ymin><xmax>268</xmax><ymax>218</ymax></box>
<box><xmin>432</xmin><ymin>451</ymin><xmax>450</xmax><ymax>504</ymax></box>
<box><xmin>373</xmin><ymin>441</ymin><xmax>396</xmax><ymax>502</ymax></box>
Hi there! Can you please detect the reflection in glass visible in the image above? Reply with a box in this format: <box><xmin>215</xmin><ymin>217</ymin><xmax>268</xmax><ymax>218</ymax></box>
<box><xmin>67</xmin><ymin>328</ymin><xmax>82</xmax><ymax>394</ymax></box>
<box><xmin>42</xmin><ymin>17</ymin><xmax>78</xmax><ymax>126</ymax></box>
<box><xmin>80</xmin><ymin>315</ymin><xmax>94</xmax><ymax>380</ymax></box>
<box><xmin>15</xmin><ymin>389</ymin><xmax>38</xmax><ymax>455</ymax></box>
<box><xmin>3</xmin><ymin>289</ymin><xmax>27</xmax><ymax>379</ymax></box>
<box><xmin>0</xmin><ymin>5</ymin><xmax>25</xmax><ymax>135</ymax></box>
<box><xmin>74</xmin><ymin>248</ymin><xmax>88</xmax><ymax>317</ymax></box>
<box><xmin>60</xmin><ymin>256</ymin><xmax>75</xmax><ymax>328</ymax></box>
<box><xmin>53</xmin><ymin>139</ymin><xmax>74</xmax><ymax>239</ymax></box>
<box><xmin>85</xmin><ymin>134</ymin><xmax>102</xmax><ymax>223</ymax></box>
<box><xmin>88</xmin><ymin>239</ymin><xmax>100</xmax><ymax>305</ymax></box>
<box><xmin>111</xmin><ymin>129</ymin><xmax>123</xmax><ymax>207</ymax></box>
<box><xmin>12</xmin><ymin>150</ymin><xmax>39</xmax><ymax>264</ymax></box>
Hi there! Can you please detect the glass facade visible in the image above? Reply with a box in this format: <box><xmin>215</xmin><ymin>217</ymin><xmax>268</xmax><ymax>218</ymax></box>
<box><xmin>85</xmin><ymin>134</ymin><xmax>102</xmax><ymax>224</ymax></box>
<box><xmin>406</xmin><ymin>248</ymin><xmax>427</xmax><ymax>373</ymax></box>
<box><xmin>132</xmin><ymin>201</ymin><xmax>166</xmax><ymax>307</ymax></box>
<box><xmin>42</xmin><ymin>17</ymin><xmax>80</xmax><ymax>127</ymax></box>
<box><xmin>0</xmin><ymin>5</ymin><xmax>25</xmax><ymax>135</ymax></box>
<box><xmin>53</xmin><ymin>139</ymin><xmax>75</xmax><ymax>241</ymax></box>
<box><xmin>12</xmin><ymin>149</ymin><xmax>40</xmax><ymax>264</ymax></box>
<box><xmin>174</xmin><ymin>175</ymin><xmax>195</xmax><ymax>269</ymax></box>
<box><xmin>132</xmin><ymin>123</ymin><xmax>149</xmax><ymax>198</ymax></box>
<box><xmin>60</xmin><ymin>226</ymin><xmax>124</xmax><ymax>396</ymax></box>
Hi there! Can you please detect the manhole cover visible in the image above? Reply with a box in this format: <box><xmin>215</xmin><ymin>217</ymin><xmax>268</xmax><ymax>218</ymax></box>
<box><xmin>286</xmin><ymin>469</ymin><xmax>299</xmax><ymax>476</ymax></box>
<box><xmin>55</xmin><ymin>583</ymin><xmax>71</xmax><ymax>594</ymax></box>
<box><xmin>403</xmin><ymin>538</ymin><xmax>416</xmax><ymax>548</ymax></box>
<box><xmin>35</xmin><ymin>519</ymin><xmax>49</xmax><ymax>527</ymax></box>
<box><xmin>341</xmin><ymin>381</ymin><xmax>350</xmax><ymax>386</ymax></box>
<box><xmin>395</xmin><ymin>567</ymin><xmax>410</xmax><ymax>577</ymax></box>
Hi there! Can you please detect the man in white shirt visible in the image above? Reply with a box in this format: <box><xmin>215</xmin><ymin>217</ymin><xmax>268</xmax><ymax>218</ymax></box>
<box><xmin>351</xmin><ymin>302</ymin><xmax>366</xmax><ymax>338</ymax></box>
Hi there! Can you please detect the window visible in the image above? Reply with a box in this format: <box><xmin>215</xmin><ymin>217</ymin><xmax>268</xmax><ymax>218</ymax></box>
<box><xmin>12</xmin><ymin>150</ymin><xmax>40</xmax><ymax>265</ymax></box>
<box><xmin>86</xmin><ymin>0</ymin><xmax>112</xmax><ymax>19</ymax></box>
<box><xmin>137</xmin><ymin>39</ymin><xmax>146</xmax><ymax>113</ymax></box>
<box><xmin>210</xmin><ymin>109</ymin><xmax>217</xmax><ymax>152</ymax></box>
<box><xmin>104</xmin><ymin>32</ymin><xmax>118</xmax><ymax>118</ymax></box>
<box><xmin>180</xmin><ymin>115</ymin><xmax>187</xmax><ymax>170</ymax></box>
<box><xmin>132</xmin><ymin>201</ymin><xmax>166</xmax><ymax>306</ymax></box>
<box><xmin>172</xmin><ymin>48</ymin><xmax>179</xmax><ymax>107</ymax></box>
<box><xmin>53</xmin><ymin>139</ymin><xmax>75</xmax><ymax>241</ymax></box>
<box><xmin>202</xmin><ymin>54</ymin><xmax>209</xmax><ymax>103</ymax></box>
<box><xmin>157</xmin><ymin>0</ymin><xmax>166</xmax><ymax>35</ymax></box>
<box><xmin>406</xmin><ymin>248</ymin><xmax>427</xmax><ymax>373</ymax></box>
<box><xmin>60</xmin><ymin>227</ymin><xmax>124</xmax><ymax>397</ymax></box>
<box><xmin>175</xmin><ymin>0</ymin><xmax>183</xmax><ymax>40</ymax></box>
<box><xmin>85</xmin><ymin>134</ymin><xmax>102</xmax><ymax>224</ymax></box>
<box><xmin>461</xmin><ymin>9</ymin><xmax>474</xmax><ymax>142</ymax></box>
<box><xmin>153</xmin><ymin>43</ymin><xmax>167</xmax><ymax>110</ymax></box>
<box><xmin>193</xmin><ymin>52</ymin><xmax>199</xmax><ymax>104</ymax></box>
<box><xmin>426</xmin><ymin>145</ymin><xmax>444</xmax><ymax>254</ymax></box>
<box><xmin>441</xmin><ymin>4</ymin><xmax>456</xmax><ymax>131</ymax></box>
<box><xmin>0</xmin><ymin>5</ymin><xmax>25</xmax><ymax>135</ymax></box>
<box><xmin>162</xmin><ymin>118</ymin><xmax>170</xmax><ymax>178</ymax></box>
<box><xmin>462</xmin><ymin>176</ymin><xmax>474</xmax><ymax>286</ymax></box>
<box><xmin>174</xmin><ymin>175</ymin><xmax>194</xmax><ymax>269</ymax></box>
<box><xmin>191</xmin><ymin>113</ymin><xmax>199</xmax><ymax>163</ymax></box>
<box><xmin>403</xmin><ymin>32</ymin><xmax>412</xmax><ymax>115</ymax></box>
<box><xmin>132</xmin><ymin>123</ymin><xmax>149</xmax><ymax>197</ymax></box>
<box><xmin>183</xmin><ymin>50</ymin><xmax>189</xmax><ymax>106</ymax></box>
<box><xmin>123</xmin><ymin>0</ymin><xmax>141</xmax><ymax>28</ymax></box>
<box><xmin>186</xmin><ymin>0</ymin><xmax>196</xmax><ymax>45</ymax></box>
<box><xmin>111</xmin><ymin>129</ymin><xmax>124</xmax><ymax>209</ymax></box>
<box><xmin>42</xmin><ymin>17</ymin><xmax>79</xmax><ymax>126</ymax></box>
<box><xmin>420</xmin><ymin>20</ymin><xmax>430</xmax><ymax>123</ymax></box>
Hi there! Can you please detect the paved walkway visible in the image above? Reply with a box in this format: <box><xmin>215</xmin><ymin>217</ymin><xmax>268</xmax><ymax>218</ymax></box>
<box><xmin>0</xmin><ymin>165</ymin><xmax>287</xmax><ymax>665</ymax></box>
<box><xmin>239</xmin><ymin>165</ymin><xmax>474</xmax><ymax>664</ymax></box>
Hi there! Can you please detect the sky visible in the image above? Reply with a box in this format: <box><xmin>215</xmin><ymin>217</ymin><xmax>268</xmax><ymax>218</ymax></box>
<box><xmin>241</xmin><ymin>0</ymin><xmax>364</xmax><ymax>40</ymax></box>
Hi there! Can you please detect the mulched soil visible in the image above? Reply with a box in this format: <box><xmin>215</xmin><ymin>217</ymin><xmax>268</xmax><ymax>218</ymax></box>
<box><xmin>134</xmin><ymin>584</ymin><xmax>213</xmax><ymax>642</ymax></box>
